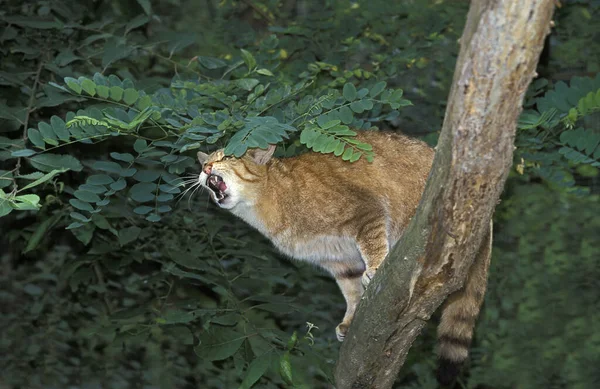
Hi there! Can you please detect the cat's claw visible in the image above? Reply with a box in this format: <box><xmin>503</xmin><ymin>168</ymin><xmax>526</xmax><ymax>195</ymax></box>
<box><xmin>335</xmin><ymin>323</ymin><xmax>348</xmax><ymax>342</ymax></box>
<box><xmin>361</xmin><ymin>267</ymin><xmax>378</xmax><ymax>288</ymax></box>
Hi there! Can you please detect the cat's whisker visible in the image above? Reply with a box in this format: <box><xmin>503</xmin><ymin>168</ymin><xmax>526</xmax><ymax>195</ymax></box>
<box><xmin>187</xmin><ymin>183</ymin><xmax>203</xmax><ymax>211</ymax></box>
<box><xmin>176</xmin><ymin>182</ymin><xmax>200</xmax><ymax>204</ymax></box>
<box><xmin>177</xmin><ymin>178</ymin><xmax>201</xmax><ymax>186</ymax></box>
<box><xmin>176</xmin><ymin>181</ymin><xmax>202</xmax><ymax>192</ymax></box>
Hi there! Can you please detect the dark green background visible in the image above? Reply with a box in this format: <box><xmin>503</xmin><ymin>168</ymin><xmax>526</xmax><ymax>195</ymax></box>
<box><xmin>1</xmin><ymin>1</ymin><xmax>599</xmax><ymax>388</ymax></box>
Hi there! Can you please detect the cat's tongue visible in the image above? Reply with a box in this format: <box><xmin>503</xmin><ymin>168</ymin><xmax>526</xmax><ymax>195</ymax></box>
<box><xmin>218</xmin><ymin>181</ymin><xmax>227</xmax><ymax>192</ymax></box>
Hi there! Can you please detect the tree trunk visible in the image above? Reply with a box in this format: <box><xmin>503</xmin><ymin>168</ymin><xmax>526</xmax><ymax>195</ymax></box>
<box><xmin>334</xmin><ymin>1</ymin><xmax>555</xmax><ymax>388</ymax></box>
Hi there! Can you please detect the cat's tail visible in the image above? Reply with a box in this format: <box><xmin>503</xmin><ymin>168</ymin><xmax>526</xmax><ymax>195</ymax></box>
<box><xmin>435</xmin><ymin>221</ymin><xmax>493</xmax><ymax>386</ymax></box>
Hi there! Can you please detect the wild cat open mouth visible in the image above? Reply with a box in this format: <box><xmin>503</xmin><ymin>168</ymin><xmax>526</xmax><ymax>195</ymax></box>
<box><xmin>206</xmin><ymin>174</ymin><xmax>228</xmax><ymax>203</ymax></box>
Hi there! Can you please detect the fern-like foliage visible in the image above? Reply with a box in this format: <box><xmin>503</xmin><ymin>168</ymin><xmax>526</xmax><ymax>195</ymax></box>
<box><xmin>515</xmin><ymin>74</ymin><xmax>600</xmax><ymax>192</ymax></box>
<box><xmin>0</xmin><ymin>52</ymin><xmax>411</xmax><ymax>225</ymax></box>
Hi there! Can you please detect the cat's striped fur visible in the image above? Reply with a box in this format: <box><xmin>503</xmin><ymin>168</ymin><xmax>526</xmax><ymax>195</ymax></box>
<box><xmin>197</xmin><ymin>131</ymin><xmax>491</xmax><ymax>384</ymax></box>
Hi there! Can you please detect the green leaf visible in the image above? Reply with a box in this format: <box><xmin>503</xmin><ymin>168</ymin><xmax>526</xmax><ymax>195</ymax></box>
<box><xmin>11</xmin><ymin>149</ymin><xmax>36</xmax><ymax>157</ymax></box>
<box><xmin>0</xmin><ymin>201</ymin><xmax>12</xmax><ymax>217</ymax></box>
<box><xmin>157</xmin><ymin>205</ymin><xmax>171</xmax><ymax>213</ymax></box>
<box><xmin>279</xmin><ymin>352</ymin><xmax>293</xmax><ymax>385</ymax></box>
<box><xmin>357</xmin><ymin>88</ymin><xmax>369</xmax><ymax>99</ymax></box>
<box><xmin>110</xmin><ymin>152</ymin><xmax>134</xmax><ymax>163</ymax></box>
<box><xmin>360</xmin><ymin>99</ymin><xmax>374</xmax><ymax>110</ymax></box>
<box><xmin>311</xmin><ymin>134</ymin><xmax>329</xmax><ymax>152</ymax></box>
<box><xmin>134</xmin><ymin>139</ymin><xmax>148</xmax><ymax>153</ymax></box>
<box><xmin>23</xmin><ymin>284</ymin><xmax>44</xmax><ymax>296</ymax></box>
<box><xmin>350</xmin><ymin>101</ymin><xmax>365</xmax><ymax>113</ymax></box>
<box><xmin>79</xmin><ymin>184</ymin><xmax>107</xmax><ymax>194</ymax></box>
<box><xmin>146</xmin><ymin>213</ymin><xmax>161</xmax><ymax>222</ymax></box>
<box><xmin>38</xmin><ymin>122</ymin><xmax>57</xmax><ymax>140</ymax></box>
<box><xmin>64</xmin><ymin>77</ymin><xmax>82</xmax><ymax>94</ymax></box>
<box><xmin>80</xmin><ymin>79</ymin><xmax>96</xmax><ymax>96</ymax></box>
<box><xmin>349</xmin><ymin>151</ymin><xmax>361</xmax><ymax>162</ymax></box>
<box><xmin>19</xmin><ymin>169</ymin><xmax>67</xmax><ymax>192</ymax></box>
<box><xmin>110</xmin><ymin>178</ymin><xmax>127</xmax><ymax>191</ymax></box>
<box><xmin>74</xmin><ymin>190</ymin><xmax>101</xmax><ymax>203</ymax></box>
<box><xmin>256</xmin><ymin>68</ymin><xmax>274</xmax><ymax>76</ymax></box>
<box><xmin>118</xmin><ymin>226</ymin><xmax>141</xmax><ymax>246</ymax></box>
<box><xmin>323</xmin><ymin>139</ymin><xmax>340</xmax><ymax>153</ymax></box>
<box><xmin>93</xmin><ymin>161</ymin><xmax>123</xmax><ymax>174</ymax></box>
<box><xmin>133</xmin><ymin>205</ymin><xmax>153</xmax><ymax>215</ymax></box>
<box><xmin>0</xmin><ymin>170</ymin><xmax>13</xmax><ymax>189</ymax></box>
<box><xmin>136</xmin><ymin>95</ymin><xmax>152</xmax><ymax>110</ymax></box>
<box><xmin>30</xmin><ymin>154</ymin><xmax>82</xmax><ymax>172</ymax></box>
<box><xmin>87</xmin><ymin>174</ymin><xmax>114</xmax><ymax>185</ymax></box>
<box><xmin>239</xmin><ymin>352</ymin><xmax>272</xmax><ymax>389</ymax></box>
<box><xmin>125</xmin><ymin>14</ymin><xmax>150</xmax><ymax>34</ymax></box>
<box><xmin>197</xmin><ymin>56</ymin><xmax>227</xmax><ymax>69</ymax></box>
<box><xmin>342</xmin><ymin>147</ymin><xmax>353</xmax><ymax>161</ymax></box>
<box><xmin>24</xmin><ymin>212</ymin><xmax>61</xmax><ymax>253</ymax></box>
<box><xmin>339</xmin><ymin>106</ymin><xmax>353</xmax><ymax>124</ymax></box>
<box><xmin>70</xmin><ymin>222</ymin><xmax>95</xmax><ymax>245</ymax></box>
<box><xmin>195</xmin><ymin>328</ymin><xmax>245</xmax><ymax>361</ymax></box>
<box><xmin>159</xmin><ymin>309</ymin><xmax>197</xmax><ymax>324</ymax></box>
<box><xmin>120</xmin><ymin>168</ymin><xmax>137</xmax><ymax>177</ymax></box>
<box><xmin>69</xmin><ymin>199</ymin><xmax>94</xmax><ymax>212</ymax></box>
<box><xmin>300</xmin><ymin>128</ymin><xmax>319</xmax><ymax>147</ymax></box>
<box><xmin>236</xmin><ymin>78</ymin><xmax>260</xmax><ymax>91</ymax></box>
<box><xmin>343</xmin><ymin>83</ymin><xmax>357</xmax><ymax>101</ymax></box>
<box><xmin>96</xmin><ymin>85</ymin><xmax>110</xmax><ymax>99</ymax></box>
<box><xmin>123</xmin><ymin>88</ymin><xmax>139</xmax><ymax>105</ymax></box>
<box><xmin>355</xmin><ymin>142</ymin><xmax>373</xmax><ymax>151</ymax></box>
<box><xmin>319</xmin><ymin>119</ymin><xmax>341</xmax><ymax>130</ymax></box>
<box><xmin>133</xmin><ymin>170</ymin><xmax>160</xmax><ymax>183</ymax></box>
<box><xmin>130</xmin><ymin>182</ymin><xmax>155</xmax><ymax>202</ymax></box>
<box><xmin>13</xmin><ymin>194</ymin><xmax>41</xmax><ymax>210</ymax></box>
<box><xmin>241</xmin><ymin>49</ymin><xmax>257</xmax><ymax>71</ymax></box>
<box><xmin>27</xmin><ymin>128</ymin><xmax>45</xmax><ymax>149</ymax></box>
<box><xmin>157</xmin><ymin>193</ymin><xmax>173</xmax><ymax>202</ymax></box>
<box><xmin>369</xmin><ymin>81</ymin><xmax>387</xmax><ymax>98</ymax></box>
<box><xmin>70</xmin><ymin>212</ymin><xmax>91</xmax><ymax>222</ymax></box>
<box><xmin>50</xmin><ymin>116</ymin><xmax>70</xmax><ymax>141</ymax></box>
<box><xmin>136</xmin><ymin>0</ymin><xmax>152</xmax><ymax>15</ymax></box>
<box><xmin>109</xmin><ymin>86</ymin><xmax>124</xmax><ymax>101</ymax></box>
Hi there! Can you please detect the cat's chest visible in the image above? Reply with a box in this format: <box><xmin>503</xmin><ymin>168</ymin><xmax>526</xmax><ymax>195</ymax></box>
<box><xmin>231</xmin><ymin>203</ymin><xmax>361</xmax><ymax>264</ymax></box>
<box><xmin>272</xmin><ymin>233</ymin><xmax>362</xmax><ymax>264</ymax></box>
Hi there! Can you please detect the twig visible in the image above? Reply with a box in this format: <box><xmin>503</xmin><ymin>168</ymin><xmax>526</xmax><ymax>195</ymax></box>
<box><xmin>12</xmin><ymin>59</ymin><xmax>45</xmax><ymax>192</ymax></box>
<box><xmin>241</xmin><ymin>0</ymin><xmax>274</xmax><ymax>24</ymax></box>
<box><xmin>93</xmin><ymin>261</ymin><xmax>112</xmax><ymax>315</ymax></box>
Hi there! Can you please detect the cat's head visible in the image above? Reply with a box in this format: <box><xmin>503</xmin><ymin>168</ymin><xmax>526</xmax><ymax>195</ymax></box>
<box><xmin>196</xmin><ymin>145</ymin><xmax>276</xmax><ymax>209</ymax></box>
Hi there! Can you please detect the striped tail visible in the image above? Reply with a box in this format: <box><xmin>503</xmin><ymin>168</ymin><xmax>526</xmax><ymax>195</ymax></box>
<box><xmin>436</xmin><ymin>221</ymin><xmax>493</xmax><ymax>386</ymax></box>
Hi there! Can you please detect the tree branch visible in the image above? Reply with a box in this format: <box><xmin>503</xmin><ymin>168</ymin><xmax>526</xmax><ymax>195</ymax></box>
<box><xmin>334</xmin><ymin>1</ymin><xmax>555</xmax><ymax>388</ymax></box>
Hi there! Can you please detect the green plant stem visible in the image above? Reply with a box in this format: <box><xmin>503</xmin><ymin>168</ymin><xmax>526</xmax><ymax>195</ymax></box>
<box><xmin>93</xmin><ymin>261</ymin><xmax>112</xmax><ymax>315</ymax></box>
<box><xmin>13</xmin><ymin>59</ymin><xmax>45</xmax><ymax>192</ymax></box>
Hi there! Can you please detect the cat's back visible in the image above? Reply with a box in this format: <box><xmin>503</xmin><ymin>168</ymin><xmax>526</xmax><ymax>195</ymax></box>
<box><xmin>257</xmin><ymin>130</ymin><xmax>434</xmax><ymax>254</ymax></box>
<box><xmin>285</xmin><ymin>130</ymin><xmax>434</xmax><ymax>192</ymax></box>
<box><xmin>268</xmin><ymin>131</ymin><xmax>433</xmax><ymax>227</ymax></box>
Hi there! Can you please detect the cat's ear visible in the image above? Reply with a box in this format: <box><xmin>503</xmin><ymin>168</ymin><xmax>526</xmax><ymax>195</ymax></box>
<box><xmin>197</xmin><ymin>151</ymin><xmax>209</xmax><ymax>164</ymax></box>
<box><xmin>248</xmin><ymin>144</ymin><xmax>276</xmax><ymax>165</ymax></box>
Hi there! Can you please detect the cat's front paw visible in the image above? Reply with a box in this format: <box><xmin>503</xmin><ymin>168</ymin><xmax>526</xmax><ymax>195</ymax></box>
<box><xmin>335</xmin><ymin>323</ymin><xmax>348</xmax><ymax>342</ymax></box>
<box><xmin>361</xmin><ymin>267</ymin><xmax>378</xmax><ymax>288</ymax></box>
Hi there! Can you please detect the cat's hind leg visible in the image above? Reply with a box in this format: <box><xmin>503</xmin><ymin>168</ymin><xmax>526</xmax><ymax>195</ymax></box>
<box><xmin>324</xmin><ymin>263</ymin><xmax>365</xmax><ymax>341</ymax></box>
<box><xmin>334</xmin><ymin>272</ymin><xmax>364</xmax><ymax>341</ymax></box>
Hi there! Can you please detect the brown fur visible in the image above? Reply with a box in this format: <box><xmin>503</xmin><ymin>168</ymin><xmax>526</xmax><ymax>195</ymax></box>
<box><xmin>436</xmin><ymin>220</ymin><xmax>492</xmax><ymax>385</ymax></box>
<box><xmin>197</xmin><ymin>130</ymin><xmax>489</xmax><ymax>375</ymax></box>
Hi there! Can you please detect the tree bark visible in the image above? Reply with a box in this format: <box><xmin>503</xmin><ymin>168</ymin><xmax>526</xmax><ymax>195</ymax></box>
<box><xmin>334</xmin><ymin>1</ymin><xmax>555</xmax><ymax>388</ymax></box>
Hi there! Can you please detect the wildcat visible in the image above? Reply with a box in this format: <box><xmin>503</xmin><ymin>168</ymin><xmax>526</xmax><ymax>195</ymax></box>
<box><xmin>196</xmin><ymin>130</ymin><xmax>490</xmax><ymax>383</ymax></box>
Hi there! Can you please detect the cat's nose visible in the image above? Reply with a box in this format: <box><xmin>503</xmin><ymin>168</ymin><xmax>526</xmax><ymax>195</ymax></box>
<box><xmin>204</xmin><ymin>164</ymin><xmax>212</xmax><ymax>175</ymax></box>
